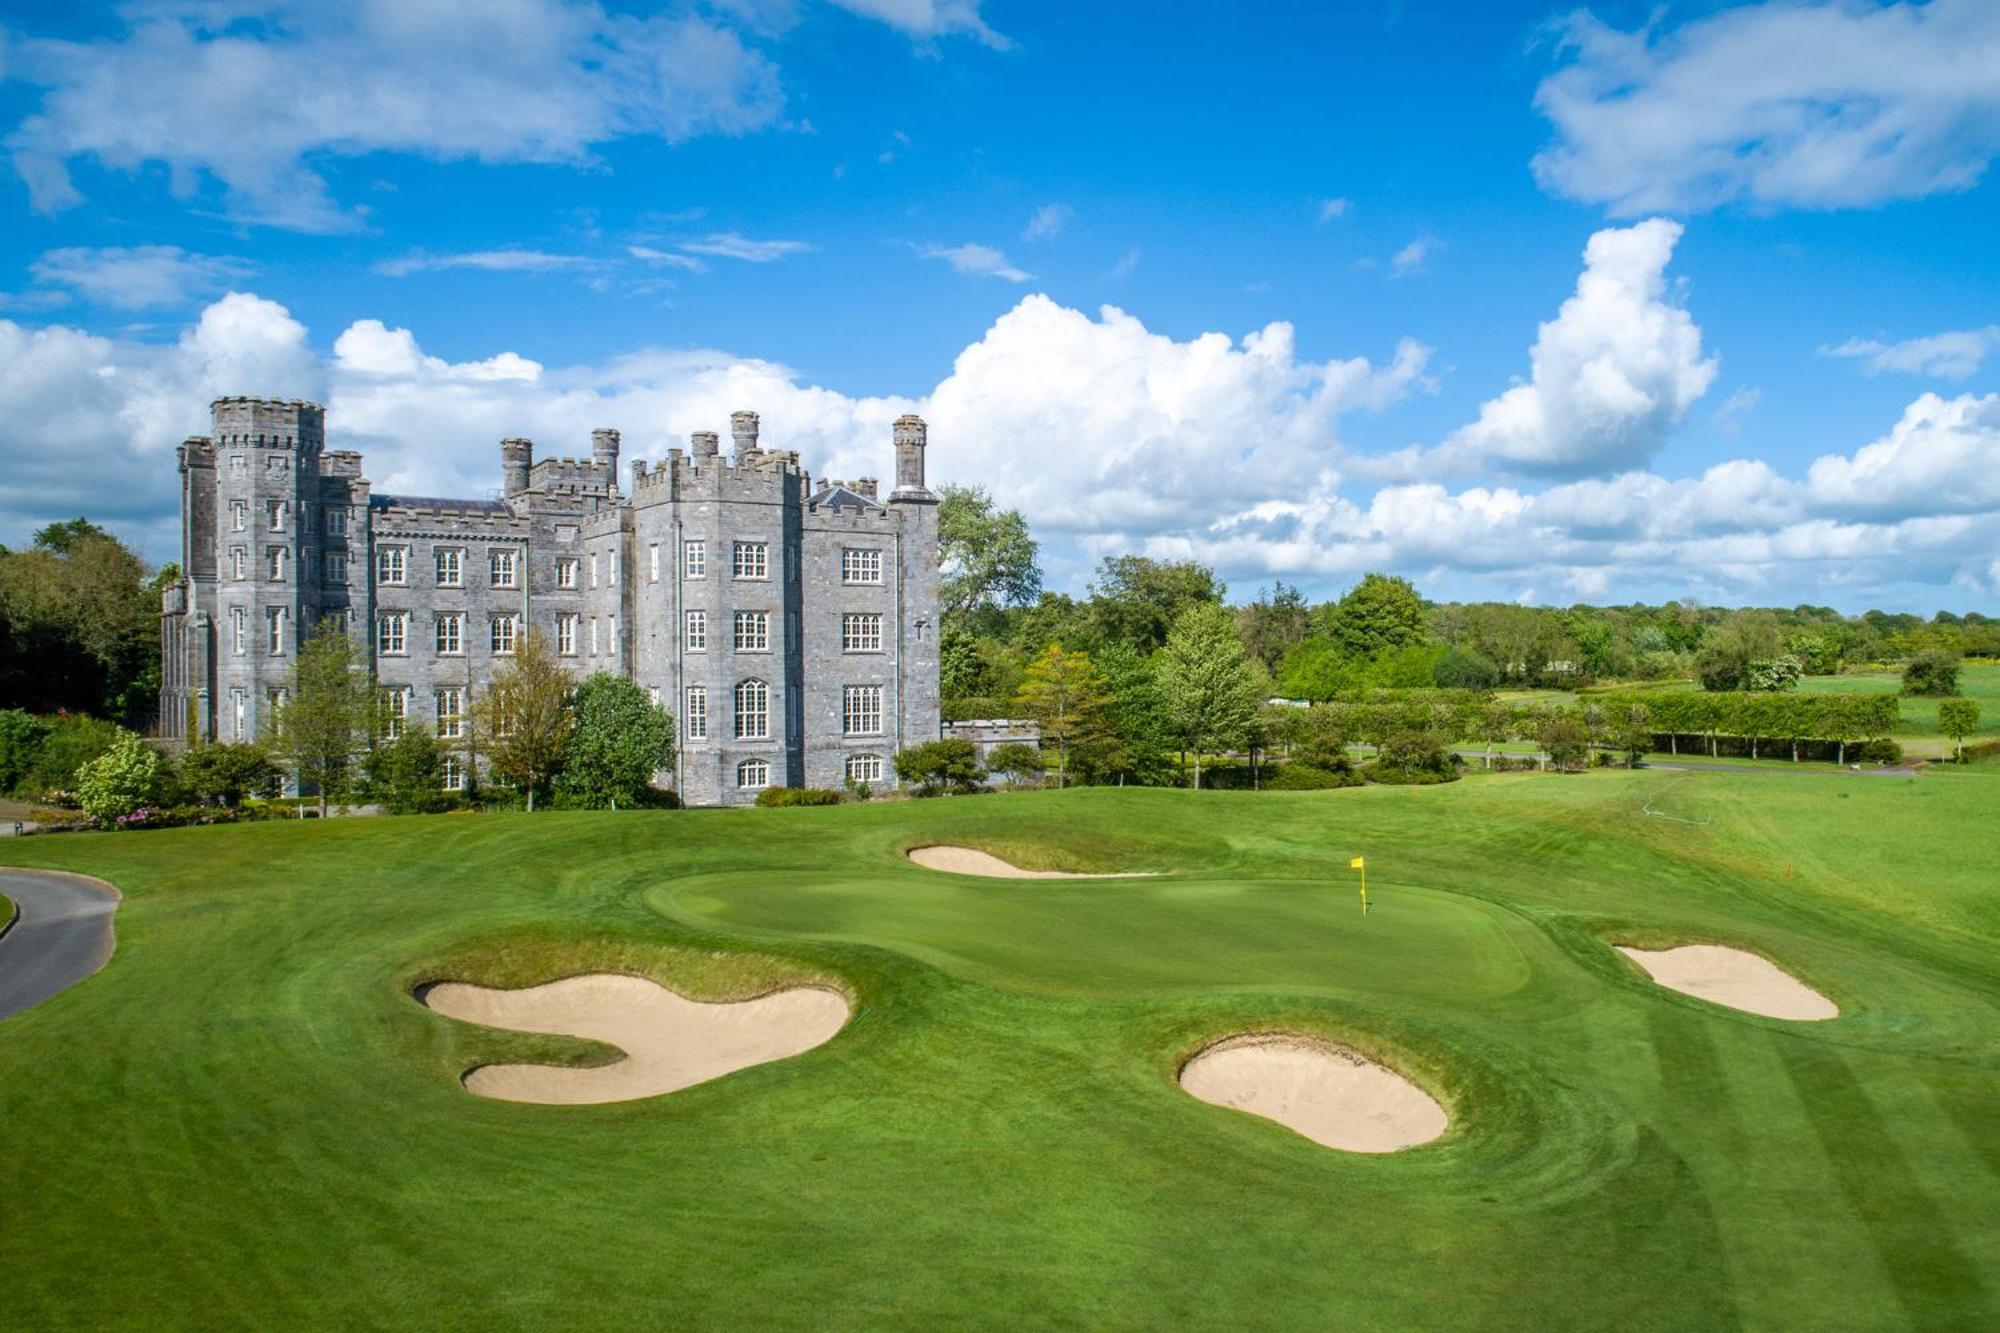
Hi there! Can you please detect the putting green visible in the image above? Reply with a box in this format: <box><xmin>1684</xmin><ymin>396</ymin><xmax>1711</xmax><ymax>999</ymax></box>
<box><xmin>0</xmin><ymin>770</ymin><xmax>1993</xmax><ymax>1330</ymax></box>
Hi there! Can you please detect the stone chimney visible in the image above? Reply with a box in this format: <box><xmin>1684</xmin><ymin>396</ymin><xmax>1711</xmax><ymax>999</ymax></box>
<box><xmin>731</xmin><ymin>410</ymin><xmax>759</xmax><ymax>460</ymax></box>
<box><xmin>501</xmin><ymin>438</ymin><xmax>533</xmax><ymax>497</ymax></box>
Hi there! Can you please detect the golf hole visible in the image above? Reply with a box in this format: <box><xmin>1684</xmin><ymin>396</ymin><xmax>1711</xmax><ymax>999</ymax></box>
<box><xmin>1179</xmin><ymin>1033</ymin><xmax>1448</xmax><ymax>1154</ymax></box>
<box><xmin>1617</xmin><ymin>944</ymin><xmax>1838</xmax><ymax>1021</ymax></box>
<box><xmin>905</xmin><ymin>845</ymin><xmax>1153</xmax><ymax>878</ymax></box>
<box><xmin>418</xmin><ymin>973</ymin><xmax>850</xmax><ymax>1104</ymax></box>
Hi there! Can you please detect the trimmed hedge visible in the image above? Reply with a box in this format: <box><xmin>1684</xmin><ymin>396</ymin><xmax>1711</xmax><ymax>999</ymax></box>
<box><xmin>755</xmin><ymin>787</ymin><xmax>843</xmax><ymax>807</ymax></box>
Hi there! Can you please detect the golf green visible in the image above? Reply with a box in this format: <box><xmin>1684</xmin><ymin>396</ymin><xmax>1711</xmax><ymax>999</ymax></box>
<box><xmin>1</xmin><ymin>768</ymin><xmax>1994</xmax><ymax>1331</ymax></box>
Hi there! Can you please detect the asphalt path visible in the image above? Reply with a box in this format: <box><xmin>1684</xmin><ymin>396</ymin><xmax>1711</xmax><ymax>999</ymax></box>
<box><xmin>0</xmin><ymin>869</ymin><xmax>120</xmax><ymax>1021</ymax></box>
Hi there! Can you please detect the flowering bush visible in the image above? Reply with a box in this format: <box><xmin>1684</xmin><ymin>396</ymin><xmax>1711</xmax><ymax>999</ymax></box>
<box><xmin>73</xmin><ymin>731</ymin><xmax>163</xmax><ymax>825</ymax></box>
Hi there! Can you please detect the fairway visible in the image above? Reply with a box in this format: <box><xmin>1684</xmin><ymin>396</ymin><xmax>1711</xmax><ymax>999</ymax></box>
<box><xmin>2</xmin><ymin>770</ymin><xmax>1996</xmax><ymax>1331</ymax></box>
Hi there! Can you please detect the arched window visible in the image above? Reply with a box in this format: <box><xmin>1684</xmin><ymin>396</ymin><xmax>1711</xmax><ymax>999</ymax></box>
<box><xmin>736</xmin><ymin>758</ymin><xmax>770</xmax><ymax>789</ymax></box>
<box><xmin>845</xmin><ymin>754</ymin><xmax>883</xmax><ymax>784</ymax></box>
<box><xmin>734</xmin><ymin>678</ymin><xmax>769</xmax><ymax>740</ymax></box>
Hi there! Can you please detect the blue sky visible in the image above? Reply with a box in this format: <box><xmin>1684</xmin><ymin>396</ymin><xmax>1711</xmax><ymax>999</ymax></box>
<box><xmin>2</xmin><ymin>0</ymin><xmax>1997</xmax><ymax>611</ymax></box>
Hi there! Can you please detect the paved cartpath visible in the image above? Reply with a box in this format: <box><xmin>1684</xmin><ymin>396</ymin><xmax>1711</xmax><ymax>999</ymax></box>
<box><xmin>0</xmin><ymin>869</ymin><xmax>119</xmax><ymax>1020</ymax></box>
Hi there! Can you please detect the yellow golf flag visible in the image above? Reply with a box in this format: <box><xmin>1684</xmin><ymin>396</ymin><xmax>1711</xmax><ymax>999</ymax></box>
<box><xmin>1349</xmin><ymin>856</ymin><xmax>1365</xmax><ymax>869</ymax></box>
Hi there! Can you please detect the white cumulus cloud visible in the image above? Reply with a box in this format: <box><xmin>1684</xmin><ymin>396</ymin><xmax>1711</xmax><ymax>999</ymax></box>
<box><xmin>919</xmin><ymin>243</ymin><xmax>1031</xmax><ymax>282</ymax></box>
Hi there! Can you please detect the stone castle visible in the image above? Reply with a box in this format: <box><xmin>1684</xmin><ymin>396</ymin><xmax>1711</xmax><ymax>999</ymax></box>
<box><xmin>159</xmin><ymin>397</ymin><xmax>941</xmax><ymax>806</ymax></box>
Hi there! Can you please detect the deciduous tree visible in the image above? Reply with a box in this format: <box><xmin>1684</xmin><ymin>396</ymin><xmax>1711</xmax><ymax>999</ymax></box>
<box><xmin>273</xmin><ymin>617</ymin><xmax>374</xmax><ymax>817</ymax></box>
<box><xmin>1012</xmin><ymin>643</ymin><xmax>1118</xmax><ymax>788</ymax></box>
<box><xmin>557</xmin><ymin>673</ymin><xmax>674</xmax><ymax>809</ymax></box>
<box><xmin>1155</xmin><ymin>602</ymin><xmax>1259</xmax><ymax>789</ymax></box>
<box><xmin>477</xmin><ymin>631</ymin><xmax>574</xmax><ymax>811</ymax></box>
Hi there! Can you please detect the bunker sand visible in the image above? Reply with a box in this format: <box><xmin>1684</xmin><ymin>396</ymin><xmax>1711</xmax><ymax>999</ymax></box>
<box><xmin>421</xmin><ymin>974</ymin><xmax>850</xmax><ymax>1104</ymax></box>
<box><xmin>906</xmin><ymin>845</ymin><xmax>1155</xmax><ymax>878</ymax></box>
<box><xmin>1617</xmin><ymin>944</ymin><xmax>1837</xmax><ymax>1021</ymax></box>
<box><xmin>1180</xmin><ymin>1034</ymin><xmax>1447</xmax><ymax>1153</ymax></box>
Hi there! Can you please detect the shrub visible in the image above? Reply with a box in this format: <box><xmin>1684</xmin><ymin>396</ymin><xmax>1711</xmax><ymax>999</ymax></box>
<box><xmin>0</xmin><ymin>710</ymin><xmax>51</xmax><ymax>793</ymax></box>
<box><xmin>1264</xmin><ymin>762</ymin><xmax>1365</xmax><ymax>790</ymax></box>
<box><xmin>1536</xmin><ymin>712</ymin><xmax>1591</xmax><ymax>772</ymax></box>
<box><xmin>174</xmin><ymin>742</ymin><xmax>279</xmax><ymax>807</ymax></box>
<box><xmin>1901</xmin><ymin>650</ymin><xmax>1961</xmax><ymax>697</ymax></box>
<box><xmin>1432</xmin><ymin>645</ymin><xmax>1501</xmax><ymax>691</ymax></box>
<box><xmin>986</xmin><ymin>742</ymin><xmax>1045</xmax><ymax>786</ymax></box>
<box><xmin>73</xmin><ymin>730</ymin><xmax>164</xmax><ymax>824</ymax></box>
<box><xmin>363</xmin><ymin>731</ymin><xmax>447</xmax><ymax>814</ymax></box>
<box><xmin>1366</xmin><ymin>731</ymin><xmax>1460</xmax><ymax>785</ymax></box>
<box><xmin>22</xmin><ymin>713</ymin><xmax>123</xmax><ymax>798</ymax></box>
<box><xmin>1855</xmin><ymin>737</ymin><xmax>1904</xmax><ymax>765</ymax></box>
<box><xmin>755</xmin><ymin>787</ymin><xmax>842</xmax><ymax>807</ymax></box>
<box><xmin>894</xmin><ymin>739</ymin><xmax>985</xmax><ymax>796</ymax></box>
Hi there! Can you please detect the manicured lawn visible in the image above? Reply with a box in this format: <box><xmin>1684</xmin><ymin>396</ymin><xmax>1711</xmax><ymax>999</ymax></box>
<box><xmin>1796</xmin><ymin>663</ymin><xmax>2000</xmax><ymax>743</ymax></box>
<box><xmin>1</xmin><ymin>774</ymin><xmax>1996</xmax><ymax>1330</ymax></box>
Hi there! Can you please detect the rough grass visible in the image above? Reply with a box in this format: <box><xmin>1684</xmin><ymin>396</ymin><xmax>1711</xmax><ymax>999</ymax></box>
<box><xmin>1</xmin><ymin>772</ymin><xmax>1995</xmax><ymax>1331</ymax></box>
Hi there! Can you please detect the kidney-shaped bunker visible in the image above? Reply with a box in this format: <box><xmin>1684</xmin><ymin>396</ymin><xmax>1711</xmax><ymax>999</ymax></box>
<box><xmin>1180</xmin><ymin>1033</ymin><xmax>1447</xmax><ymax>1153</ymax></box>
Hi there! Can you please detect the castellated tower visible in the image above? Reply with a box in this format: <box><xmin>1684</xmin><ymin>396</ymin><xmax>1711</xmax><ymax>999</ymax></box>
<box><xmin>891</xmin><ymin>414</ymin><xmax>933</xmax><ymax>501</ymax></box>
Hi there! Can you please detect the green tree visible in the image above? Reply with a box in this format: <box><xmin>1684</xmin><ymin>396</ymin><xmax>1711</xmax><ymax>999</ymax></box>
<box><xmin>0</xmin><ymin>518</ymin><xmax>160</xmax><ymax>722</ymax></box>
<box><xmin>0</xmin><ymin>709</ymin><xmax>51</xmax><ymax>793</ymax></box>
<box><xmin>1011</xmin><ymin>643</ymin><xmax>1118</xmax><ymax>788</ymax></box>
<box><xmin>73</xmin><ymin>729</ymin><xmax>162</xmax><ymax>823</ymax></box>
<box><xmin>557</xmin><ymin>673</ymin><xmax>675</xmax><ymax>809</ymax></box>
<box><xmin>985</xmin><ymin>742</ymin><xmax>1045</xmax><ymax>787</ymax></box>
<box><xmin>1088</xmin><ymin>556</ymin><xmax>1224</xmax><ymax>654</ymax></box>
<box><xmin>1433</xmin><ymin>644</ymin><xmax>1501</xmax><ymax>690</ymax></box>
<box><xmin>1155</xmin><ymin>602</ymin><xmax>1259</xmax><ymax>789</ymax></box>
<box><xmin>1094</xmin><ymin>643</ymin><xmax>1175</xmax><ymax>785</ymax></box>
<box><xmin>1611</xmin><ymin>703</ymin><xmax>1653</xmax><ymax>768</ymax></box>
<box><xmin>1697</xmin><ymin>611</ymin><xmax>1783</xmax><ymax>691</ymax></box>
<box><xmin>175</xmin><ymin>742</ymin><xmax>279</xmax><ymax>807</ymax></box>
<box><xmin>364</xmin><ymin>729</ymin><xmax>446</xmax><ymax>814</ymax></box>
<box><xmin>894</xmin><ymin>738</ymin><xmax>985</xmax><ymax>795</ymax></box>
<box><xmin>1275</xmin><ymin>638</ymin><xmax>1361</xmax><ymax>701</ymax></box>
<box><xmin>1901</xmin><ymin>650</ymin><xmax>1961</xmax><ymax>698</ymax></box>
<box><xmin>937</xmin><ymin>484</ymin><xmax>1042</xmax><ymax>624</ymax></box>
<box><xmin>478</xmin><ymin>631</ymin><xmax>574</xmax><ymax>811</ymax></box>
<box><xmin>1537</xmin><ymin>710</ymin><xmax>1591</xmax><ymax>772</ymax></box>
<box><xmin>1318</xmin><ymin>572</ymin><xmax>1426</xmax><ymax>661</ymax></box>
<box><xmin>272</xmin><ymin>617</ymin><xmax>374</xmax><ymax>817</ymax></box>
<box><xmin>1938</xmin><ymin>697</ymin><xmax>1980</xmax><ymax>763</ymax></box>
<box><xmin>1236</xmin><ymin>583</ymin><xmax>1310</xmax><ymax>672</ymax></box>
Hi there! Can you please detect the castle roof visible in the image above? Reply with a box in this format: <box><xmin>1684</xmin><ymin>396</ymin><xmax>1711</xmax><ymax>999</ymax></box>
<box><xmin>808</xmin><ymin>484</ymin><xmax>883</xmax><ymax>513</ymax></box>
<box><xmin>370</xmin><ymin>494</ymin><xmax>514</xmax><ymax>516</ymax></box>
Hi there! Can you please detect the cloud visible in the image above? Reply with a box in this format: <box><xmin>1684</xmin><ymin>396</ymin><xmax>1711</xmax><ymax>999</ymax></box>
<box><xmin>1532</xmin><ymin>0</ymin><xmax>2000</xmax><ymax>214</ymax></box>
<box><xmin>826</xmin><ymin>0</ymin><xmax>1007</xmax><ymax>47</ymax></box>
<box><xmin>1316</xmin><ymin>197</ymin><xmax>1350</xmax><ymax>224</ymax></box>
<box><xmin>1390</xmin><ymin>236</ymin><xmax>1437</xmax><ymax>275</ymax></box>
<box><xmin>4</xmin><ymin>3</ymin><xmax>792</xmax><ymax>230</ymax></box>
<box><xmin>1823</xmin><ymin>326</ymin><xmax>2000</xmax><ymax>379</ymax></box>
<box><xmin>1422</xmin><ymin>218</ymin><xmax>1716</xmax><ymax>478</ymax></box>
<box><xmin>1107</xmin><ymin>248</ymin><xmax>1141</xmax><ymax>281</ymax></box>
<box><xmin>27</xmin><ymin>245</ymin><xmax>255</xmax><ymax>309</ymax></box>
<box><xmin>375</xmin><ymin>249</ymin><xmax>597</xmax><ymax>277</ymax></box>
<box><xmin>8</xmin><ymin>289</ymin><xmax>1998</xmax><ymax>609</ymax></box>
<box><xmin>919</xmin><ymin>243</ymin><xmax>1031</xmax><ymax>282</ymax></box>
<box><xmin>626</xmin><ymin>245</ymin><xmax>707</xmax><ymax>272</ymax></box>
<box><xmin>1023</xmin><ymin>203</ymin><xmax>1072</xmax><ymax>241</ymax></box>
<box><xmin>1714</xmin><ymin>385</ymin><xmax>1760</xmax><ymax>436</ymax></box>
<box><xmin>676</xmin><ymin>232</ymin><xmax>814</xmax><ymax>262</ymax></box>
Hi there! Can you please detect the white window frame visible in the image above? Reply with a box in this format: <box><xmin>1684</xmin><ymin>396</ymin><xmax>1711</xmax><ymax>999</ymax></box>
<box><xmin>556</xmin><ymin>557</ymin><xmax>579</xmax><ymax>589</ymax></box>
<box><xmin>326</xmin><ymin>507</ymin><xmax>347</xmax><ymax>537</ymax></box>
<box><xmin>683</xmin><ymin>540</ymin><xmax>706</xmax><ymax>579</ymax></box>
<box><xmin>435</xmin><ymin>613</ymin><xmax>463</xmax><ymax>656</ymax></box>
<box><xmin>327</xmin><ymin>552</ymin><xmax>347</xmax><ymax>584</ymax></box>
<box><xmin>490</xmin><ymin>548</ymin><xmax>519</xmax><ymax>589</ymax></box>
<box><xmin>845</xmin><ymin>753</ymin><xmax>884</xmax><ymax>784</ymax></box>
<box><xmin>685</xmin><ymin>686</ymin><xmax>707</xmax><ymax>740</ymax></box>
<box><xmin>842</xmin><ymin>684</ymin><xmax>883</xmax><ymax>737</ymax></box>
<box><xmin>378</xmin><ymin>547</ymin><xmax>407</xmax><ymax>586</ymax></box>
<box><xmin>736</xmin><ymin>758</ymin><xmax>771</xmax><ymax>790</ymax></box>
<box><xmin>441</xmin><ymin>756</ymin><xmax>465</xmax><ymax>792</ymax></box>
<box><xmin>589</xmin><ymin>617</ymin><xmax>600</xmax><ymax>657</ymax></box>
<box><xmin>589</xmin><ymin>552</ymin><xmax>600</xmax><ymax>589</ymax></box>
<box><xmin>733</xmin><ymin>609</ymin><xmax>769</xmax><ymax>652</ymax></box>
<box><xmin>436</xmin><ymin>688</ymin><xmax>464</xmax><ymax>740</ymax></box>
<box><xmin>267</xmin><ymin>499</ymin><xmax>288</xmax><ymax>533</ymax></box>
<box><xmin>648</xmin><ymin>543</ymin><xmax>661</xmax><ymax>583</ymax></box>
<box><xmin>230</xmin><ymin>546</ymin><xmax>247</xmax><ymax>580</ymax></box>
<box><xmin>267</xmin><ymin>545</ymin><xmax>287</xmax><ymax>581</ymax></box>
<box><xmin>230</xmin><ymin>500</ymin><xmax>247</xmax><ymax>532</ymax></box>
<box><xmin>230</xmin><ymin>688</ymin><xmax>246</xmax><ymax>741</ymax></box>
<box><xmin>734</xmin><ymin>678</ymin><xmax>769</xmax><ymax>740</ymax></box>
<box><xmin>266</xmin><ymin>607</ymin><xmax>288</xmax><ymax>657</ymax></box>
<box><xmin>732</xmin><ymin>540</ymin><xmax>768</xmax><ymax>580</ymax></box>
<box><xmin>231</xmin><ymin>607</ymin><xmax>246</xmax><ymax>655</ymax></box>
<box><xmin>609</xmin><ymin>614</ymin><xmax>619</xmax><ymax>659</ymax></box>
<box><xmin>557</xmin><ymin>613</ymin><xmax>578</xmax><ymax>657</ymax></box>
<box><xmin>383</xmin><ymin>687</ymin><xmax>409</xmax><ymax>741</ymax></box>
<box><xmin>841</xmin><ymin>612</ymin><xmax>884</xmax><ymax>653</ymax></box>
<box><xmin>685</xmin><ymin>610</ymin><xmax>707</xmax><ymax>652</ymax></box>
<box><xmin>379</xmin><ymin>611</ymin><xmax>407</xmax><ymax>656</ymax></box>
<box><xmin>841</xmin><ymin>547</ymin><xmax>884</xmax><ymax>585</ymax></box>
<box><xmin>435</xmin><ymin>547</ymin><xmax>463</xmax><ymax>587</ymax></box>
<box><xmin>491</xmin><ymin>614</ymin><xmax>518</xmax><ymax>655</ymax></box>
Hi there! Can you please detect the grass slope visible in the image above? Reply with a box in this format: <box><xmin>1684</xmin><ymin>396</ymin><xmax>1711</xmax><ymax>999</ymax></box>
<box><xmin>1</xmin><ymin>772</ymin><xmax>1995</xmax><ymax>1331</ymax></box>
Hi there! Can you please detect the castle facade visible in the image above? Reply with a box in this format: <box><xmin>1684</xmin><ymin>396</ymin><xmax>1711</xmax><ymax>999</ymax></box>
<box><xmin>159</xmin><ymin>397</ymin><xmax>941</xmax><ymax>806</ymax></box>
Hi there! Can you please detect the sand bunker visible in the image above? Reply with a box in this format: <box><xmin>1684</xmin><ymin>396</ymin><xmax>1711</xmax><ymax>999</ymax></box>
<box><xmin>906</xmin><ymin>845</ymin><xmax>1150</xmax><ymax>879</ymax></box>
<box><xmin>1179</xmin><ymin>1033</ymin><xmax>1448</xmax><ymax>1153</ymax></box>
<box><xmin>420</xmin><ymin>973</ymin><xmax>850</xmax><ymax>1104</ymax></box>
<box><xmin>1617</xmin><ymin>944</ymin><xmax>1837</xmax><ymax>1021</ymax></box>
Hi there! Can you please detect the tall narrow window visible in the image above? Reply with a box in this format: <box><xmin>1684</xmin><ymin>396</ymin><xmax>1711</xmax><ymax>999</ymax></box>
<box><xmin>491</xmin><ymin>614</ymin><xmax>518</xmax><ymax>655</ymax></box>
<box><xmin>556</xmin><ymin>558</ymin><xmax>579</xmax><ymax>589</ymax></box>
<box><xmin>266</xmin><ymin>607</ymin><xmax>288</xmax><ymax>656</ymax></box>
<box><xmin>435</xmin><ymin>613</ymin><xmax>463</xmax><ymax>656</ymax></box>
<box><xmin>733</xmin><ymin>679</ymin><xmax>769</xmax><ymax>740</ymax></box>
<box><xmin>382</xmin><ymin>688</ymin><xmax>408</xmax><ymax>741</ymax></box>
<box><xmin>327</xmin><ymin>552</ymin><xmax>348</xmax><ymax>584</ymax></box>
<box><xmin>231</xmin><ymin>608</ymin><xmax>246</xmax><ymax>655</ymax></box>
<box><xmin>230</xmin><ymin>689</ymin><xmax>246</xmax><ymax>741</ymax></box>
<box><xmin>326</xmin><ymin>508</ymin><xmax>347</xmax><ymax>537</ymax></box>
<box><xmin>685</xmin><ymin>686</ymin><xmax>707</xmax><ymax>740</ymax></box>
<box><xmin>683</xmin><ymin>540</ymin><xmax>705</xmax><ymax>579</ymax></box>
<box><xmin>589</xmin><ymin>617</ymin><xmax>600</xmax><ymax>657</ymax></box>
<box><xmin>841</xmin><ymin>612</ymin><xmax>884</xmax><ymax>652</ymax></box>
<box><xmin>648</xmin><ymin>543</ymin><xmax>661</xmax><ymax>582</ymax></box>
<box><xmin>267</xmin><ymin>500</ymin><xmax>288</xmax><ymax>532</ymax></box>
<box><xmin>230</xmin><ymin>547</ymin><xmax>247</xmax><ymax>580</ymax></box>
<box><xmin>731</xmin><ymin>540</ymin><xmax>768</xmax><ymax>580</ymax></box>
<box><xmin>435</xmin><ymin>548</ymin><xmax>462</xmax><ymax>587</ymax></box>
<box><xmin>436</xmin><ymin>688</ymin><xmax>464</xmax><ymax>740</ymax></box>
<box><xmin>379</xmin><ymin>612</ymin><xmax>407</xmax><ymax>656</ymax></box>
<box><xmin>230</xmin><ymin>500</ymin><xmax>247</xmax><ymax>532</ymax></box>
<box><xmin>441</xmin><ymin>756</ymin><xmax>465</xmax><ymax>791</ymax></box>
<box><xmin>267</xmin><ymin>546</ymin><xmax>287</xmax><ymax>581</ymax></box>
<box><xmin>609</xmin><ymin>614</ymin><xmax>619</xmax><ymax>658</ymax></box>
<box><xmin>490</xmin><ymin>549</ymin><xmax>519</xmax><ymax>589</ymax></box>
<box><xmin>557</xmin><ymin>613</ymin><xmax>578</xmax><ymax>657</ymax></box>
<box><xmin>842</xmin><ymin>685</ymin><xmax>883</xmax><ymax>736</ymax></box>
<box><xmin>733</xmin><ymin>610</ymin><xmax>769</xmax><ymax>652</ymax></box>
<box><xmin>378</xmin><ymin>547</ymin><xmax>406</xmax><ymax>585</ymax></box>
<box><xmin>685</xmin><ymin>610</ymin><xmax>707</xmax><ymax>651</ymax></box>
<box><xmin>589</xmin><ymin>552</ymin><xmax>600</xmax><ymax>589</ymax></box>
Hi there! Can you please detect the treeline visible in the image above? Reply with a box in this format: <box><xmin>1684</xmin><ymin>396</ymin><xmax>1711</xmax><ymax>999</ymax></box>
<box><xmin>1597</xmin><ymin>691</ymin><xmax>1902</xmax><ymax>762</ymax></box>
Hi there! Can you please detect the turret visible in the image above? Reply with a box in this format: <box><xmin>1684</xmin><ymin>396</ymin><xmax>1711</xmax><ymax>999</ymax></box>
<box><xmin>691</xmin><ymin>431</ymin><xmax>720</xmax><ymax>460</ymax></box>
<box><xmin>501</xmin><ymin>438</ymin><xmax>533</xmax><ymax>497</ymax></box>
<box><xmin>731</xmin><ymin>410</ymin><xmax>759</xmax><ymax>460</ymax></box>
<box><xmin>591</xmin><ymin>428</ymin><xmax>621</xmax><ymax>490</ymax></box>
<box><xmin>891</xmin><ymin>414</ymin><xmax>933</xmax><ymax>501</ymax></box>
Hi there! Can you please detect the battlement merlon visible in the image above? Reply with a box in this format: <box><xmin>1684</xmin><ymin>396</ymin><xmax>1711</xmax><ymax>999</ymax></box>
<box><xmin>209</xmin><ymin>397</ymin><xmax>325</xmax><ymax>450</ymax></box>
<box><xmin>890</xmin><ymin>414</ymin><xmax>936</xmax><ymax>503</ymax></box>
